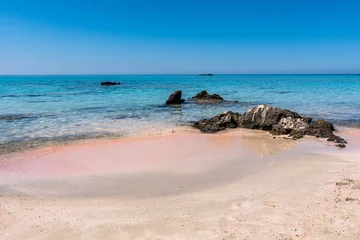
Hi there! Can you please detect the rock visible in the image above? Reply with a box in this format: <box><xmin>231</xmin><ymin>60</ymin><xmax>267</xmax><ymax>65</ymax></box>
<box><xmin>288</xmin><ymin>119</ymin><xmax>347</xmax><ymax>146</ymax></box>
<box><xmin>270</xmin><ymin>117</ymin><xmax>311</xmax><ymax>135</ymax></box>
<box><xmin>240</xmin><ymin>104</ymin><xmax>303</xmax><ymax>131</ymax></box>
<box><xmin>192</xmin><ymin>104</ymin><xmax>347</xmax><ymax>148</ymax></box>
<box><xmin>327</xmin><ymin>135</ymin><xmax>347</xmax><ymax>143</ymax></box>
<box><xmin>298</xmin><ymin>120</ymin><xmax>335</xmax><ymax>138</ymax></box>
<box><xmin>101</xmin><ymin>82</ymin><xmax>120</xmax><ymax>86</ymax></box>
<box><xmin>327</xmin><ymin>135</ymin><xmax>347</xmax><ymax>144</ymax></box>
<box><xmin>191</xmin><ymin>90</ymin><xmax>224</xmax><ymax>102</ymax></box>
<box><xmin>199</xmin><ymin>74</ymin><xmax>213</xmax><ymax>76</ymax></box>
<box><xmin>336</xmin><ymin>144</ymin><xmax>346</xmax><ymax>148</ymax></box>
<box><xmin>193</xmin><ymin>111</ymin><xmax>242</xmax><ymax>133</ymax></box>
<box><xmin>166</xmin><ymin>90</ymin><xmax>185</xmax><ymax>104</ymax></box>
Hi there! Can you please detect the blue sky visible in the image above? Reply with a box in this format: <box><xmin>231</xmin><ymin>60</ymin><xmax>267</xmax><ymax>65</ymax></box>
<box><xmin>0</xmin><ymin>0</ymin><xmax>359</xmax><ymax>74</ymax></box>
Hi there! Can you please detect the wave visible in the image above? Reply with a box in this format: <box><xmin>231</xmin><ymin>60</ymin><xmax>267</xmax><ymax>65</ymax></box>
<box><xmin>0</xmin><ymin>113</ymin><xmax>57</xmax><ymax>122</ymax></box>
<box><xmin>0</xmin><ymin>131</ymin><xmax>124</xmax><ymax>155</ymax></box>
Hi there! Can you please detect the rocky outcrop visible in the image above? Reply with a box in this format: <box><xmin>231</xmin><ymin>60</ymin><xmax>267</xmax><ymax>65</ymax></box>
<box><xmin>192</xmin><ymin>104</ymin><xmax>347</xmax><ymax>147</ymax></box>
<box><xmin>101</xmin><ymin>82</ymin><xmax>120</xmax><ymax>86</ymax></box>
<box><xmin>166</xmin><ymin>90</ymin><xmax>185</xmax><ymax>104</ymax></box>
<box><xmin>290</xmin><ymin>120</ymin><xmax>334</xmax><ymax>139</ymax></box>
<box><xmin>270</xmin><ymin>117</ymin><xmax>311</xmax><ymax>135</ymax></box>
<box><xmin>240</xmin><ymin>104</ymin><xmax>304</xmax><ymax>131</ymax></box>
<box><xmin>199</xmin><ymin>74</ymin><xmax>213</xmax><ymax>76</ymax></box>
<box><xmin>191</xmin><ymin>90</ymin><xmax>224</xmax><ymax>102</ymax></box>
<box><xmin>193</xmin><ymin>111</ymin><xmax>242</xmax><ymax>133</ymax></box>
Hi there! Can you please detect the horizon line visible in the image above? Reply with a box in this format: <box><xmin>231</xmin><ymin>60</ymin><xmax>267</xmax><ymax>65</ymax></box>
<box><xmin>0</xmin><ymin>73</ymin><xmax>359</xmax><ymax>77</ymax></box>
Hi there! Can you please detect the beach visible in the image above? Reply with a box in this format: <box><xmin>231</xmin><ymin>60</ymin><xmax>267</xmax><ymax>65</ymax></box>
<box><xmin>2</xmin><ymin>0</ymin><xmax>360</xmax><ymax>238</ymax></box>
<box><xmin>1</xmin><ymin>74</ymin><xmax>360</xmax><ymax>239</ymax></box>
<box><xmin>1</xmin><ymin>128</ymin><xmax>360</xmax><ymax>239</ymax></box>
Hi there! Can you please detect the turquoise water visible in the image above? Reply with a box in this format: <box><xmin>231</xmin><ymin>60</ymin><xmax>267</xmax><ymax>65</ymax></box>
<box><xmin>1</xmin><ymin>74</ymin><xmax>360</xmax><ymax>151</ymax></box>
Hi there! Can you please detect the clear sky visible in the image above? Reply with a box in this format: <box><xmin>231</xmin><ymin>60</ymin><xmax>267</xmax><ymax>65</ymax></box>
<box><xmin>0</xmin><ymin>0</ymin><xmax>359</xmax><ymax>75</ymax></box>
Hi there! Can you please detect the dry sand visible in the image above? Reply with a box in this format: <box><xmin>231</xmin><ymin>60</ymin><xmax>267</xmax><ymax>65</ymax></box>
<box><xmin>1</xmin><ymin>128</ymin><xmax>360</xmax><ymax>239</ymax></box>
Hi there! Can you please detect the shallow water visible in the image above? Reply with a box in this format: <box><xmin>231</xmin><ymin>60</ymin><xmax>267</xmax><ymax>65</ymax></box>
<box><xmin>1</xmin><ymin>74</ymin><xmax>360</xmax><ymax>151</ymax></box>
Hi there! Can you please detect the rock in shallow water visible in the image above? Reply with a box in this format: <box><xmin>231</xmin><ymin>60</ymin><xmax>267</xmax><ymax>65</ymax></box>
<box><xmin>166</xmin><ymin>90</ymin><xmax>185</xmax><ymax>104</ymax></box>
<box><xmin>191</xmin><ymin>90</ymin><xmax>224</xmax><ymax>102</ymax></box>
<box><xmin>101</xmin><ymin>82</ymin><xmax>120</xmax><ymax>86</ymax></box>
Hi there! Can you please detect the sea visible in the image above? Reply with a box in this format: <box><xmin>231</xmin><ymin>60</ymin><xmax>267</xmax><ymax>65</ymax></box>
<box><xmin>1</xmin><ymin>74</ymin><xmax>360</xmax><ymax>153</ymax></box>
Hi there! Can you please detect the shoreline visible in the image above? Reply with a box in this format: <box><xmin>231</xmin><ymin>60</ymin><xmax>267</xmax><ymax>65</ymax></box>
<box><xmin>1</xmin><ymin>127</ymin><xmax>359</xmax><ymax>198</ymax></box>
<box><xmin>1</xmin><ymin>122</ymin><xmax>359</xmax><ymax>158</ymax></box>
<box><xmin>0</xmin><ymin>128</ymin><xmax>301</xmax><ymax>198</ymax></box>
<box><xmin>1</xmin><ymin>128</ymin><xmax>360</xmax><ymax>239</ymax></box>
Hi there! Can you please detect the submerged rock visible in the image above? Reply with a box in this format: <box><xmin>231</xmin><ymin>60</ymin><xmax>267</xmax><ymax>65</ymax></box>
<box><xmin>166</xmin><ymin>90</ymin><xmax>185</xmax><ymax>104</ymax></box>
<box><xmin>193</xmin><ymin>111</ymin><xmax>242</xmax><ymax>133</ymax></box>
<box><xmin>101</xmin><ymin>82</ymin><xmax>120</xmax><ymax>86</ymax></box>
<box><xmin>191</xmin><ymin>90</ymin><xmax>224</xmax><ymax>102</ymax></box>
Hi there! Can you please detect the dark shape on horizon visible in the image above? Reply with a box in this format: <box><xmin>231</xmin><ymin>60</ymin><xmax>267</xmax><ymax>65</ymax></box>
<box><xmin>191</xmin><ymin>90</ymin><xmax>224</xmax><ymax>102</ymax></box>
<box><xmin>193</xmin><ymin>104</ymin><xmax>347</xmax><ymax>147</ymax></box>
<box><xmin>101</xmin><ymin>82</ymin><xmax>121</xmax><ymax>86</ymax></box>
<box><xmin>199</xmin><ymin>74</ymin><xmax>214</xmax><ymax>76</ymax></box>
<box><xmin>166</xmin><ymin>90</ymin><xmax>185</xmax><ymax>104</ymax></box>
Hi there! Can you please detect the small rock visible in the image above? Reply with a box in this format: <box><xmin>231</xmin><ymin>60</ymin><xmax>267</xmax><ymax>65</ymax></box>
<box><xmin>101</xmin><ymin>82</ymin><xmax>120</xmax><ymax>86</ymax></box>
<box><xmin>191</xmin><ymin>90</ymin><xmax>224</xmax><ymax>102</ymax></box>
<box><xmin>166</xmin><ymin>90</ymin><xmax>185</xmax><ymax>104</ymax></box>
<box><xmin>336</xmin><ymin>144</ymin><xmax>346</xmax><ymax>148</ymax></box>
<box><xmin>327</xmin><ymin>135</ymin><xmax>347</xmax><ymax>144</ymax></box>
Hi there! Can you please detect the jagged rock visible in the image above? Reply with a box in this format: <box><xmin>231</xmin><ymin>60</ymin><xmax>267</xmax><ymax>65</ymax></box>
<box><xmin>192</xmin><ymin>104</ymin><xmax>347</xmax><ymax>148</ymax></box>
<box><xmin>327</xmin><ymin>135</ymin><xmax>347</xmax><ymax>144</ymax></box>
<box><xmin>270</xmin><ymin>117</ymin><xmax>311</xmax><ymax>135</ymax></box>
<box><xmin>193</xmin><ymin>111</ymin><xmax>242</xmax><ymax>133</ymax></box>
<box><xmin>191</xmin><ymin>90</ymin><xmax>224</xmax><ymax>102</ymax></box>
<box><xmin>240</xmin><ymin>104</ymin><xmax>302</xmax><ymax>131</ymax></box>
<box><xmin>288</xmin><ymin>119</ymin><xmax>346</xmax><ymax>146</ymax></box>
<box><xmin>295</xmin><ymin>120</ymin><xmax>335</xmax><ymax>138</ymax></box>
<box><xmin>336</xmin><ymin>144</ymin><xmax>346</xmax><ymax>148</ymax></box>
<box><xmin>166</xmin><ymin>90</ymin><xmax>185</xmax><ymax>104</ymax></box>
<box><xmin>101</xmin><ymin>82</ymin><xmax>120</xmax><ymax>86</ymax></box>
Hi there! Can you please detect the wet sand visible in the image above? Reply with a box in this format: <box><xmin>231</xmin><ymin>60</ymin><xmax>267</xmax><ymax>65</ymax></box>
<box><xmin>1</xmin><ymin>128</ymin><xmax>360</xmax><ymax>239</ymax></box>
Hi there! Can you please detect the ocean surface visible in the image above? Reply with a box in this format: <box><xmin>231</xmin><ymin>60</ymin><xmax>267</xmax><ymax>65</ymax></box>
<box><xmin>1</xmin><ymin>74</ymin><xmax>360</xmax><ymax>153</ymax></box>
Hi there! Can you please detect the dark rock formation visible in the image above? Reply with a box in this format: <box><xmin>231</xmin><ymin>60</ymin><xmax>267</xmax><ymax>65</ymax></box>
<box><xmin>101</xmin><ymin>82</ymin><xmax>120</xmax><ymax>86</ymax></box>
<box><xmin>199</xmin><ymin>74</ymin><xmax>213</xmax><ymax>76</ymax></box>
<box><xmin>290</xmin><ymin>120</ymin><xmax>339</xmax><ymax>140</ymax></box>
<box><xmin>192</xmin><ymin>104</ymin><xmax>347</xmax><ymax>148</ymax></box>
<box><xmin>327</xmin><ymin>135</ymin><xmax>347</xmax><ymax>144</ymax></box>
<box><xmin>240</xmin><ymin>104</ymin><xmax>306</xmax><ymax>131</ymax></box>
<box><xmin>193</xmin><ymin>111</ymin><xmax>242</xmax><ymax>133</ymax></box>
<box><xmin>166</xmin><ymin>90</ymin><xmax>185</xmax><ymax>104</ymax></box>
<box><xmin>191</xmin><ymin>90</ymin><xmax>224</xmax><ymax>102</ymax></box>
<box><xmin>302</xmin><ymin>120</ymin><xmax>335</xmax><ymax>138</ymax></box>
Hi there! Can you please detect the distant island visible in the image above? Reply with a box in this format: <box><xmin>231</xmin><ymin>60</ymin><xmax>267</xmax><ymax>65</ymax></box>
<box><xmin>199</xmin><ymin>73</ymin><xmax>214</xmax><ymax>76</ymax></box>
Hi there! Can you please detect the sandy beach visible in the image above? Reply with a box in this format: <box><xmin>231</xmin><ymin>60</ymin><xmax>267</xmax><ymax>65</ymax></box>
<box><xmin>1</xmin><ymin>128</ymin><xmax>360</xmax><ymax>239</ymax></box>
